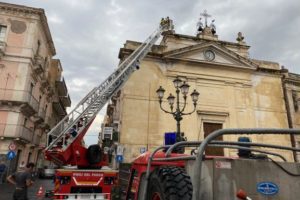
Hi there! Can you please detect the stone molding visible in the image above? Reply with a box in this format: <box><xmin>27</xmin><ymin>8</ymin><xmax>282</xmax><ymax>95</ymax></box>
<box><xmin>197</xmin><ymin>110</ymin><xmax>229</xmax><ymax>117</ymax></box>
<box><xmin>163</xmin><ymin>41</ymin><xmax>258</xmax><ymax>70</ymax></box>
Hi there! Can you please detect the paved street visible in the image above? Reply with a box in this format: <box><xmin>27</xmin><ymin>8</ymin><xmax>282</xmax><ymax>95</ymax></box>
<box><xmin>0</xmin><ymin>178</ymin><xmax>54</xmax><ymax>200</ymax></box>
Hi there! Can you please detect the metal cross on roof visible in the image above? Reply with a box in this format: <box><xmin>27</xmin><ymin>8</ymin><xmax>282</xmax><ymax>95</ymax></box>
<box><xmin>200</xmin><ymin>10</ymin><xmax>211</xmax><ymax>27</ymax></box>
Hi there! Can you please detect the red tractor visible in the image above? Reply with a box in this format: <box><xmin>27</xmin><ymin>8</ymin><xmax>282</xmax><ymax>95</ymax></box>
<box><xmin>122</xmin><ymin>128</ymin><xmax>300</xmax><ymax>200</ymax></box>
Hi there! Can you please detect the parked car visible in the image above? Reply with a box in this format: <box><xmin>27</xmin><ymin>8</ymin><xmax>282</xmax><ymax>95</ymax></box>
<box><xmin>38</xmin><ymin>166</ymin><xmax>57</xmax><ymax>179</ymax></box>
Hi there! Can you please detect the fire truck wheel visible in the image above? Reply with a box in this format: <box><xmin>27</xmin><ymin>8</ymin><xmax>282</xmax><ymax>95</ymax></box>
<box><xmin>147</xmin><ymin>166</ymin><xmax>192</xmax><ymax>200</ymax></box>
<box><xmin>87</xmin><ymin>144</ymin><xmax>102</xmax><ymax>164</ymax></box>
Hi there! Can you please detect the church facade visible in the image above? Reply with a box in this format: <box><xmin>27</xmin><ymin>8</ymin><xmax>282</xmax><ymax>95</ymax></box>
<box><xmin>102</xmin><ymin>17</ymin><xmax>300</xmax><ymax>163</ymax></box>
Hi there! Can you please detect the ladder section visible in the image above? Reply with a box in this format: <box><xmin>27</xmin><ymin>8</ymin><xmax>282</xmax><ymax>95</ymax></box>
<box><xmin>45</xmin><ymin>22</ymin><xmax>172</xmax><ymax>153</ymax></box>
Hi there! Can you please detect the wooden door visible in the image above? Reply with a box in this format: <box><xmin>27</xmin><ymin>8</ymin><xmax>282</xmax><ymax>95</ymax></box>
<box><xmin>203</xmin><ymin>122</ymin><xmax>224</xmax><ymax>156</ymax></box>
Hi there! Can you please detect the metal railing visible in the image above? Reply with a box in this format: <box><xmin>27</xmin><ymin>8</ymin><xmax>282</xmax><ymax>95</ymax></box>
<box><xmin>56</xmin><ymin>76</ymin><xmax>68</xmax><ymax>97</ymax></box>
<box><xmin>141</xmin><ymin>128</ymin><xmax>300</xmax><ymax>200</ymax></box>
<box><xmin>0</xmin><ymin>123</ymin><xmax>34</xmax><ymax>142</ymax></box>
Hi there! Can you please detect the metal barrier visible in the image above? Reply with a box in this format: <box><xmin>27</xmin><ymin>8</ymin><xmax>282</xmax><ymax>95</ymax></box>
<box><xmin>193</xmin><ymin>128</ymin><xmax>300</xmax><ymax>200</ymax></box>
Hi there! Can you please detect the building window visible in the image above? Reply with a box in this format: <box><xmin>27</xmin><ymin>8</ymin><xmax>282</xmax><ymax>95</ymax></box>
<box><xmin>36</xmin><ymin>40</ymin><xmax>41</xmax><ymax>55</ymax></box>
<box><xmin>23</xmin><ymin>118</ymin><xmax>28</xmax><ymax>126</ymax></box>
<box><xmin>44</xmin><ymin>56</ymin><xmax>49</xmax><ymax>69</ymax></box>
<box><xmin>27</xmin><ymin>152</ymin><xmax>32</xmax><ymax>163</ymax></box>
<box><xmin>29</xmin><ymin>83</ymin><xmax>34</xmax><ymax>95</ymax></box>
<box><xmin>38</xmin><ymin>95</ymin><xmax>42</xmax><ymax>109</ymax></box>
<box><xmin>0</xmin><ymin>25</ymin><xmax>7</xmax><ymax>42</ymax></box>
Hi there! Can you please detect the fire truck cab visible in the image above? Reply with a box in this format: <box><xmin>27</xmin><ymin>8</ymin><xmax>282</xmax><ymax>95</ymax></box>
<box><xmin>52</xmin><ymin>168</ymin><xmax>118</xmax><ymax>199</ymax></box>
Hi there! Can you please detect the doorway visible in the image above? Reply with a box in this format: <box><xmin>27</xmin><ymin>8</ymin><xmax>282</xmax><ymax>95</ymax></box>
<box><xmin>203</xmin><ymin>122</ymin><xmax>224</xmax><ymax>156</ymax></box>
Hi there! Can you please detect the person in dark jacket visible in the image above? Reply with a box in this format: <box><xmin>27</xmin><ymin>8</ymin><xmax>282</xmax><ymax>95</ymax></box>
<box><xmin>0</xmin><ymin>161</ymin><xmax>6</xmax><ymax>184</ymax></box>
<box><xmin>7</xmin><ymin>162</ymin><xmax>35</xmax><ymax>200</ymax></box>
<box><xmin>69</xmin><ymin>125</ymin><xmax>78</xmax><ymax>137</ymax></box>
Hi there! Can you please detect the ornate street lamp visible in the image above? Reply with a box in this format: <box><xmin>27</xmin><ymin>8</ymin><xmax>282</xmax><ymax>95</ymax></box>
<box><xmin>156</xmin><ymin>77</ymin><xmax>200</xmax><ymax>144</ymax></box>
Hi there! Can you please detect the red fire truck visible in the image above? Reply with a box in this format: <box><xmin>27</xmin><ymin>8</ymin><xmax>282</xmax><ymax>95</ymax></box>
<box><xmin>51</xmin><ymin>168</ymin><xmax>117</xmax><ymax>199</ymax></box>
<box><xmin>44</xmin><ymin>20</ymin><xmax>174</xmax><ymax>199</ymax></box>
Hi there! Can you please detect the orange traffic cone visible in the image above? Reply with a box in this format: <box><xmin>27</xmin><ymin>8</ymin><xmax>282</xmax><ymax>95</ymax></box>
<box><xmin>36</xmin><ymin>186</ymin><xmax>44</xmax><ymax>198</ymax></box>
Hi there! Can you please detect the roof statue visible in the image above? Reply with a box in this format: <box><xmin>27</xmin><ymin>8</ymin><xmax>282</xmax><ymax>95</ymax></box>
<box><xmin>196</xmin><ymin>10</ymin><xmax>217</xmax><ymax>39</ymax></box>
<box><xmin>197</xmin><ymin>18</ymin><xmax>204</xmax><ymax>33</ymax></box>
<box><xmin>210</xmin><ymin>19</ymin><xmax>216</xmax><ymax>35</ymax></box>
<box><xmin>236</xmin><ymin>32</ymin><xmax>245</xmax><ymax>42</ymax></box>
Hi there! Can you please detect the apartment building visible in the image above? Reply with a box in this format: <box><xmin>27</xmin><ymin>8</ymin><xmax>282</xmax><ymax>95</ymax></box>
<box><xmin>0</xmin><ymin>2</ymin><xmax>71</xmax><ymax>174</ymax></box>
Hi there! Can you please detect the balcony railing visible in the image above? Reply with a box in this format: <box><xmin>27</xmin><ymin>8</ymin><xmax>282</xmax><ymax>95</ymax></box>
<box><xmin>53</xmin><ymin>100</ymin><xmax>67</xmax><ymax>116</ymax></box>
<box><xmin>0</xmin><ymin>123</ymin><xmax>34</xmax><ymax>143</ymax></box>
<box><xmin>32</xmin><ymin>107</ymin><xmax>46</xmax><ymax>125</ymax></box>
<box><xmin>0</xmin><ymin>89</ymin><xmax>39</xmax><ymax>115</ymax></box>
<box><xmin>60</xmin><ymin>94</ymin><xmax>71</xmax><ymax>107</ymax></box>
<box><xmin>33</xmin><ymin>55</ymin><xmax>44</xmax><ymax>74</ymax></box>
<box><xmin>56</xmin><ymin>76</ymin><xmax>68</xmax><ymax>97</ymax></box>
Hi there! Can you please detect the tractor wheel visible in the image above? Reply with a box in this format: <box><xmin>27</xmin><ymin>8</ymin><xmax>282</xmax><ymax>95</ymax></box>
<box><xmin>86</xmin><ymin>144</ymin><xmax>102</xmax><ymax>165</ymax></box>
<box><xmin>147</xmin><ymin>166</ymin><xmax>193</xmax><ymax>200</ymax></box>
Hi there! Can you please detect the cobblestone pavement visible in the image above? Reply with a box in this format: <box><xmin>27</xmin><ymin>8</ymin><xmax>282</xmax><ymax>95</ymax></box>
<box><xmin>0</xmin><ymin>178</ymin><xmax>54</xmax><ymax>200</ymax></box>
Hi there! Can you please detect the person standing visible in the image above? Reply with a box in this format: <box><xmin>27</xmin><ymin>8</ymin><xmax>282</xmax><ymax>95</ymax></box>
<box><xmin>6</xmin><ymin>162</ymin><xmax>35</xmax><ymax>200</ymax></box>
<box><xmin>0</xmin><ymin>161</ymin><xmax>6</xmax><ymax>184</ymax></box>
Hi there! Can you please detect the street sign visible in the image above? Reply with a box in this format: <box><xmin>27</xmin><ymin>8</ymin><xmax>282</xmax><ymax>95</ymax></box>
<box><xmin>116</xmin><ymin>155</ymin><xmax>123</xmax><ymax>163</ymax></box>
<box><xmin>117</xmin><ymin>145</ymin><xmax>124</xmax><ymax>156</ymax></box>
<box><xmin>8</xmin><ymin>142</ymin><xmax>16</xmax><ymax>151</ymax></box>
<box><xmin>102</xmin><ymin>127</ymin><xmax>113</xmax><ymax>140</ymax></box>
<box><xmin>6</xmin><ymin>150</ymin><xmax>16</xmax><ymax>160</ymax></box>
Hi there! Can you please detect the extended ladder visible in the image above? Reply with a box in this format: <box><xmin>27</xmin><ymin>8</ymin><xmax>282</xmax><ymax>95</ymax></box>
<box><xmin>45</xmin><ymin>21</ymin><xmax>173</xmax><ymax>165</ymax></box>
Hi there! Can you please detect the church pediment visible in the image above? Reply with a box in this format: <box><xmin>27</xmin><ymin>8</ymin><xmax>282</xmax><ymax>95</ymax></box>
<box><xmin>163</xmin><ymin>42</ymin><xmax>258</xmax><ymax>70</ymax></box>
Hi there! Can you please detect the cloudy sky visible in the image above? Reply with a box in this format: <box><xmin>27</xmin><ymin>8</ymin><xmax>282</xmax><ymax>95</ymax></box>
<box><xmin>4</xmin><ymin>0</ymin><xmax>300</xmax><ymax>145</ymax></box>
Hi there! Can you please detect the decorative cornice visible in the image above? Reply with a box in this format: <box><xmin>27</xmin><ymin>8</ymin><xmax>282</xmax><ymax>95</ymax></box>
<box><xmin>256</xmin><ymin>67</ymin><xmax>282</xmax><ymax>75</ymax></box>
<box><xmin>118</xmin><ymin>48</ymin><xmax>162</xmax><ymax>60</ymax></box>
<box><xmin>283</xmin><ymin>72</ymin><xmax>300</xmax><ymax>87</ymax></box>
<box><xmin>163</xmin><ymin>41</ymin><xmax>259</xmax><ymax>70</ymax></box>
<box><xmin>197</xmin><ymin>110</ymin><xmax>229</xmax><ymax>117</ymax></box>
<box><xmin>0</xmin><ymin>2</ymin><xmax>42</xmax><ymax>15</ymax></box>
<box><xmin>165</xmin><ymin>33</ymin><xmax>250</xmax><ymax>49</ymax></box>
<box><xmin>0</xmin><ymin>2</ymin><xmax>56</xmax><ymax>55</ymax></box>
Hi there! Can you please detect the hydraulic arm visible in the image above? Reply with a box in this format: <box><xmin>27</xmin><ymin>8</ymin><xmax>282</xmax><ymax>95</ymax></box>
<box><xmin>45</xmin><ymin>20</ymin><xmax>173</xmax><ymax>167</ymax></box>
